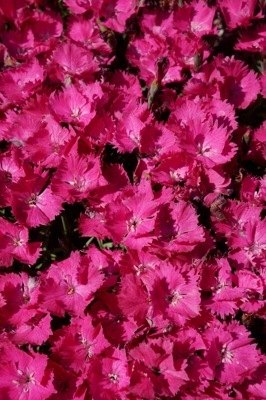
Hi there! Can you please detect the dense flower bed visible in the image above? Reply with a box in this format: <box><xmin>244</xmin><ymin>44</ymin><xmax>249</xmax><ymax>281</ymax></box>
<box><xmin>0</xmin><ymin>0</ymin><xmax>265</xmax><ymax>399</ymax></box>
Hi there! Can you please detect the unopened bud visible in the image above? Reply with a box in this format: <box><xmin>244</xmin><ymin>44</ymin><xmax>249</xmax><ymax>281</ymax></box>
<box><xmin>148</xmin><ymin>79</ymin><xmax>160</xmax><ymax>109</ymax></box>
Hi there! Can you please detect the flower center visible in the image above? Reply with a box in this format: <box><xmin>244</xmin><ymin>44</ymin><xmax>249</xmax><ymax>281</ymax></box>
<box><xmin>13</xmin><ymin>238</ymin><xmax>24</xmax><ymax>247</ymax></box>
<box><xmin>12</xmin><ymin>369</ymin><xmax>36</xmax><ymax>392</ymax></box>
<box><xmin>67</xmin><ymin>286</ymin><xmax>75</xmax><ymax>295</ymax></box>
<box><xmin>127</xmin><ymin>216</ymin><xmax>142</xmax><ymax>232</ymax></box>
<box><xmin>71</xmin><ymin>108</ymin><xmax>81</xmax><ymax>119</ymax></box>
<box><xmin>69</xmin><ymin>176</ymin><xmax>86</xmax><ymax>191</ymax></box>
<box><xmin>108</xmin><ymin>373</ymin><xmax>118</xmax><ymax>383</ymax></box>
<box><xmin>221</xmin><ymin>344</ymin><xmax>234</xmax><ymax>364</ymax></box>
<box><xmin>167</xmin><ymin>290</ymin><xmax>183</xmax><ymax>306</ymax></box>
<box><xmin>28</xmin><ymin>193</ymin><xmax>38</xmax><ymax>207</ymax></box>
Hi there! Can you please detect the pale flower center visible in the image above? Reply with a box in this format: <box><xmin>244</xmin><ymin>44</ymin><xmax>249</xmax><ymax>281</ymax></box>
<box><xmin>127</xmin><ymin>216</ymin><xmax>142</xmax><ymax>232</ymax></box>
<box><xmin>221</xmin><ymin>344</ymin><xmax>234</xmax><ymax>364</ymax></box>
<box><xmin>28</xmin><ymin>193</ymin><xmax>38</xmax><ymax>207</ymax></box>
<box><xmin>196</xmin><ymin>141</ymin><xmax>210</xmax><ymax>156</ymax></box>
<box><xmin>108</xmin><ymin>373</ymin><xmax>118</xmax><ymax>383</ymax></box>
<box><xmin>12</xmin><ymin>369</ymin><xmax>36</xmax><ymax>392</ymax></box>
<box><xmin>78</xmin><ymin>334</ymin><xmax>93</xmax><ymax>358</ymax></box>
<box><xmin>169</xmin><ymin>170</ymin><xmax>180</xmax><ymax>181</ymax></box>
<box><xmin>71</xmin><ymin>108</ymin><xmax>81</xmax><ymax>119</ymax></box>
<box><xmin>246</xmin><ymin>241</ymin><xmax>264</xmax><ymax>255</ymax></box>
<box><xmin>69</xmin><ymin>176</ymin><xmax>86</xmax><ymax>191</ymax></box>
<box><xmin>67</xmin><ymin>286</ymin><xmax>75</xmax><ymax>295</ymax></box>
<box><xmin>13</xmin><ymin>238</ymin><xmax>24</xmax><ymax>247</ymax></box>
<box><xmin>134</xmin><ymin>263</ymin><xmax>147</xmax><ymax>275</ymax></box>
<box><xmin>167</xmin><ymin>289</ymin><xmax>183</xmax><ymax>306</ymax></box>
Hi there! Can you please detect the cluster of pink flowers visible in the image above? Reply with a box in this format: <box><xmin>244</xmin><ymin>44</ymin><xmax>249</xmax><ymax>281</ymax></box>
<box><xmin>0</xmin><ymin>0</ymin><xmax>265</xmax><ymax>399</ymax></box>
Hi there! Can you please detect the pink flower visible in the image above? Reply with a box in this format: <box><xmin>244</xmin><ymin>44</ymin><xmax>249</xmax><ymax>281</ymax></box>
<box><xmin>240</xmin><ymin>175</ymin><xmax>263</xmax><ymax>205</ymax></box>
<box><xmin>79</xmin><ymin>205</ymin><xmax>109</xmax><ymax>240</ymax></box>
<box><xmin>39</xmin><ymin>251</ymin><xmax>103</xmax><ymax>317</ymax></box>
<box><xmin>0</xmin><ymin>273</ymin><xmax>28</xmax><ymax>324</ymax></box>
<box><xmin>183</xmin><ymin>61</ymin><xmax>223</xmax><ymax>98</ymax></box>
<box><xmin>203</xmin><ymin>321</ymin><xmax>261</xmax><ymax>384</ymax></box>
<box><xmin>201</xmin><ymin>258</ymin><xmax>242</xmax><ymax>318</ymax></box>
<box><xmin>0</xmin><ymin>218</ymin><xmax>41</xmax><ymax>267</ymax></box>
<box><xmin>99</xmin><ymin>163</ymin><xmax>130</xmax><ymax>203</ymax></box>
<box><xmin>11</xmin><ymin>169</ymin><xmax>62</xmax><ymax>228</ymax></box>
<box><xmin>261</xmin><ymin>73</ymin><xmax>266</xmax><ymax>97</ymax></box>
<box><xmin>216</xmin><ymin>56</ymin><xmax>260</xmax><ymax>109</ymax></box>
<box><xmin>0</xmin><ymin>59</ymin><xmax>44</xmax><ymax>109</ymax></box>
<box><xmin>47</xmin><ymin>361</ymin><xmax>77</xmax><ymax>400</ymax></box>
<box><xmin>0</xmin><ymin>343</ymin><xmax>55</xmax><ymax>399</ymax></box>
<box><xmin>122</xmin><ymin>180</ymin><xmax>159</xmax><ymax>249</ymax></box>
<box><xmin>197</xmin><ymin>164</ymin><xmax>232</xmax><ymax>199</ymax></box>
<box><xmin>68</xmin><ymin>15</ymin><xmax>112</xmax><ymax>55</ymax></box>
<box><xmin>2</xmin><ymin>9</ymin><xmax>63</xmax><ymax>60</ymax></box>
<box><xmin>126</xmin><ymin>34</ymin><xmax>171</xmax><ymax>86</ymax></box>
<box><xmin>229</xmin><ymin>218</ymin><xmax>266</xmax><ymax>269</ymax></box>
<box><xmin>82</xmin><ymin>113</ymin><xmax>114</xmax><ymax>149</ymax></box>
<box><xmin>167</xmin><ymin>98</ymin><xmax>237</xmax><ymax>168</ymax></box>
<box><xmin>49</xmin><ymin>85</ymin><xmax>95</xmax><ymax>127</ymax></box>
<box><xmin>88</xmin><ymin>349</ymin><xmax>130</xmax><ymax>399</ymax></box>
<box><xmin>175</xmin><ymin>0</ymin><xmax>216</xmax><ymax>38</ymax></box>
<box><xmin>85</xmin><ymin>244</ymin><xmax>121</xmax><ymax>279</ymax></box>
<box><xmin>151</xmin><ymin>153</ymin><xmax>190</xmax><ymax>187</ymax></box>
<box><xmin>185</xmin><ymin>55</ymin><xmax>260</xmax><ymax>110</ymax></box>
<box><xmin>204</xmin><ymin>97</ymin><xmax>238</xmax><ymax>133</ymax></box>
<box><xmin>172</xmin><ymin>328</ymin><xmax>208</xmax><ymax>386</ymax></box>
<box><xmin>0</xmin><ymin>1</ymin><xmax>264</xmax><ymax>397</ymax></box>
<box><xmin>247</xmin><ymin>121</ymin><xmax>266</xmax><ymax>165</ymax></box>
<box><xmin>213</xmin><ymin>199</ymin><xmax>262</xmax><ymax>243</ymax></box>
<box><xmin>234</xmin><ymin>270</ymin><xmax>264</xmax><ymax>313</ymax></box>
<box><xmin>1</xmin><ymin>26</ymin><xmax>35</xmax><ymax>62</ymax></box>
<box><xmin>2</xmin><ymin>94</ymin><xmax>48</xmax><ymax>145</ymax></box>
<box><xmin>102</xmin><ymin>180</ymin><xmax>169</xmax><ymax>249</ymax></box>
<box><xmin>9</xmin><ymin>310</ymin><xmax>52</xmax><ymax>346</ymax></box>
<box><xmin>99</xmin><ymin>0</ymin><xmax>135</xmax><ymax>33</ymax></box>
<box><xmin>63</xmin><ymin>0</ymin><xmax>102</xmax><ymax>15</ymax></box>
<box><xmin>130</xmin><ymin>337</ymin><xmax>188</xmax><ymax>398</ymax></box>
<box><xmin>0</xmin><ymin>0</ymin><xmax>27</xmax><ymax>25</ymax></box>
<box><xmin>24</xmin><ymin>115</ymin><xmax>76</xmax><ymax>168</ymax></box>
<box><xmin>90</xmin><ymin>291</ymin><xmax>137</xmax><ymax>346</ymax></box>
<box><xmin>246</xmin><ymin>361</ymin><xmax>266</xmax><ymax>399</ymax></box>
<box><xmin>118</xmin><ymin>273</ymin><xmax>150</xmax><ymax>323</ymax></box>
<box><xmin>235</xmin><ymin>24</ymin><xmax>266</xmax><ymax>52</ymax></box>
<box><xmin>51</xmin><ymin>315</ymin><xmax>110</xmax><ymax>373</ymax></box>
<box><xmin>51</xmin><ymin>151</ymin><xmax>104</xmax><ymax>203</ymax></box>
<box><xmin>100</xmin><ymin>198</ymin><xmax>129</xmax><ymax>244</ymax></box>
<box><xmin>0</xmin><ymin>272</ymin><xmax>48</xmax><ymax>344</ymax></box>
<box><xmin>218</xmin><ymin>0</ymin><xmax>262</xmax><ymax>30</ymax></box>
<box><xmin>140</xmin><ymin>123</ymin><xmax>177</xmax><ymax>158</ymax></box>
<box><xmin>119</xmin><ymin>248</ymin><xmax>158</xmax><ymax>284</ymax></box>
<box><xmin>52</xmin><ymin>40</ymin><xmax>98</xmax><ymax>79</ymax></box>
<box><xmin>111</xmin><ymin>98</ymin><xmax>148</xmax><ymax>153</ymax></box>
<box><xmin>183</xmin><ymin>119</ymin><xmax>235</xmax><ymax>168</ymax></box>
<box><xmin>149</xmin><ymin>262</ymin><xmax>201</xmax><ymax>326</ymax></box>
<box><xmin>0</xmin><ymin>272</ymin><xmax>40</xmax><ymax>313</ymax></box>
<box><xmin>153</xmin><ymin>200</ymin><xmax>205</xmax><ymax>254</ymax></box>
<box><xmin>0</xmin><ymin>146</ymin><xmax>25</xmax><ymax>206</ymax></box>
<box><xmin>0</xmin><ymin>43</ymin><xmax>8</xmax><ymax>66</ymax></box>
